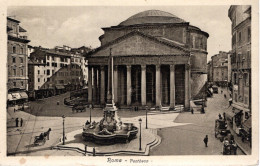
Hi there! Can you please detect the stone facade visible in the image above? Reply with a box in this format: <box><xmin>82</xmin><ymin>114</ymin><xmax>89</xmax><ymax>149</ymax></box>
<box><xmin>7</xmin><ymin>17</ymin><xmax>30</xmax><ymax>91</ymax></box>
<box><xmin>228</xmin><ymin>5</ymin><xmax>251</xmax><ymax>127</ymax></box>
<box><xmin>211</xmin><ymin>51</ymin><xmax>229</xmax><ymax>86</ymax></box>
<box><xmin>87</xmin><ymin>10</ymin><xmax>209</xmax><ymax>110</ymax></box>
<box><xmin>28</xmin><ymin>46</ymin><xmax>89</xmax><ymax>99</ymax></box>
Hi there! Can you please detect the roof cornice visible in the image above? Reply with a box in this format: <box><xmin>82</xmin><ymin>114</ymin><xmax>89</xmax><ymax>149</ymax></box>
<box><xmin>87</xmin><ymin>31</ymin><xmax>189</xmax><ymax>56</ymax></box>
<box><xmin>102</xmin><ymin>22</ymin><xmax>189</xmax><ymax>31</ymax></box>
<box><xmin>8</xmin><ymin>35</ymin><xmax>30</xmax><ymax>43</ymax></box>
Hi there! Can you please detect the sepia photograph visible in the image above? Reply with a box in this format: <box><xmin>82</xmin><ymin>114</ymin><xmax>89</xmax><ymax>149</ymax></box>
<box><xmin>1</xmin><ymin>1</ymin><xmax>258</xmax><ymax>165</ymax></box>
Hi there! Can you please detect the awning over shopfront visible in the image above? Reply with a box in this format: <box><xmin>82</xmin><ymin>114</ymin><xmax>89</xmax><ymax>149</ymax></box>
<box><xmin>8</xmin><ymin>92</ymin><xmax>28</xmax><ymax>101</ymax></box>
<box><xmin>56</xmin><ymin>85</ymin><xmax>65</xmax><ymax>89</ymax></box>
<box><xmin>225</xmin><ymin>106</ymin><xmax>241</xmax><ymax>120</ymax></box>
<box><xmin>243</xmin><ymin>117</ymin><xmax>251</xmax><ymax>129</ymax></box>
<box><xmin>11</xmin><ymin>92</ymin><xmax>21</xmax><ymax>100</ymax></box>
<box><xmin>20</xmin><ymin>92</ymin><xmax>28</xmax><ymax>99</ymax></box>
<box><xmin>8</xmin><ymin>94</ymin><xmax>13</xmax><ymax>101</ymax></box>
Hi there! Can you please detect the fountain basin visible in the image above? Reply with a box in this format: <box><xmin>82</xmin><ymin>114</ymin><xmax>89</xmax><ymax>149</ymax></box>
<box><xmin>82</xmin><ymin>123</ymin><xmax>138</xmax><ymax>145</ymax></box>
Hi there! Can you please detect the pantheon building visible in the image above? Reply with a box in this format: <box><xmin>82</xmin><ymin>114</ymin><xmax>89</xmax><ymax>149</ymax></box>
<box><xmin>87</xmin><ymin>10</ymin><xmax>209</xmax><ymax>111</ymax></box>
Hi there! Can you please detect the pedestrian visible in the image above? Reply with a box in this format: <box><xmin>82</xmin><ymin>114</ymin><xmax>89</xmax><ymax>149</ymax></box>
<box><xmin>218</xmin><ymin>113</ymin><xmax>222</xmax><ymax>119</ymax></box>
<box><xmin>191</xmin><ymin>108</ymin><xmax>194</xmax><ymax>114</ymax></box>
<box><xmin>203</xmin><ymin>135</ymin><xmax>208</xmax><ymax>147</ymax></box>
<box><xmin>85</xmin><ymin>120</ymin><xmax>90</xmax><ymax>125</ymax></box>
<box><xmin>201</xmin><ymin>107</ymin><xmax>205</xmax><ymax>114</ymax></box>
<box><xmin>223</xmin><ymin>112</ymin><xmax>226</xmax><ymax>121</ymax></box>
<box><xmin>15</xmin><ymin>118</ymin><xmax>19</xmax><ymax>127</ymax></box>
<box><xmin>20</xmin><ymin>118</ymin><xmax>23</xmax><ymax>127</ymax></box>
<box><xmin>224</xmin><ymin>94</ymin><xmax>226</xmax><ymax>98</ymax></box>
<box><xmin>221</xmin><ymin>90</ymin><xmax>223</xmax><ymax>94</ymax></box>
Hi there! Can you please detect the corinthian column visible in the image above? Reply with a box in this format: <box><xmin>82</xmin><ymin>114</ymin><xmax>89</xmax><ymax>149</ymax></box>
<box><xmin>141</xmin><ymin>65</ymin><xmax>146</xmax><ymax>106</ymax></box>
<box><xmin>170</xmin><ymin>64</ymin><xmax>175</xmax><ymax>109</ymax></box>
<box><xmin>93</xmin><ymin>67</ymin><xmax>97</xmax><ymax>103</ymax></box>
<box><xmin>156</xmin><ymin>65</ymin><xmax>161</xmax><ymax>107</ymax></box>
<box><xmin>185</xmin><ymin>64</ymin><xmax>190</xmax><ymax>109</ymax></box>
<box><xmin>88</xmin><ymin>66</ymin><xmax>92</xmax><ymax>103</ymax></box>
<box><xmin>100</xmin><ymin>66</ymin><xmax>105</xmax><ymax>105</ymax></box>
<box><xmin>127</xmin><ymin>65</ymin><xmax>132</xmax><ymax>106</ymax></box>
<box><xmin>113</xmin><ymin>65</ymin><xmax>118</xmax><ymax>104</ymax></box>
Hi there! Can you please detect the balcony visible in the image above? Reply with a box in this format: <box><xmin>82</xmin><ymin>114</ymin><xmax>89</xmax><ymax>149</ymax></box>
<box><xmin>19</xmin><ymin>36</ymin><xmax>27</xmax><ymax>39</ymax></box>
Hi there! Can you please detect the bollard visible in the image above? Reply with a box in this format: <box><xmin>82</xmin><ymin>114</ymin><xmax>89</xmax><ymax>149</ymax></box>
<box><xmin>93</xmin><ymin>147</ymin><xmax>96</xmax><ymax>156</ymax></box>
<box><xmin>85</xmin><ymin>145</ymin><xmax>87</xmax><ymax>155</ymax></box>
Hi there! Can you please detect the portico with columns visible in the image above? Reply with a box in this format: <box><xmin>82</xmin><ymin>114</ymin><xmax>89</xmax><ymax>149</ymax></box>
<box><xmin>87</xmin><ymin>54</ymin><xmax>191</xmax><ymax>110</ymax></box>
<box><xmin>86</xmin><ymin>10</ymin><xmax>208</xmax><ymax>111</ymax></box>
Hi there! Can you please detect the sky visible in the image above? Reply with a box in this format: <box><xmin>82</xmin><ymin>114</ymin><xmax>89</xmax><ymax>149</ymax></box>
<box><xmin>8</xmin><ymin>6</ymin><xmax>232</xmax><ymax>61</ymax></box>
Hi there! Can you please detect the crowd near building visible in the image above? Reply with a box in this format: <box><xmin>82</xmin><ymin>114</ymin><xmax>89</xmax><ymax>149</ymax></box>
<box><xmin>87</xmin><ymin>10</ymin><xmax>209</xmax><ymax>110</ymax></box>
<box><xmin>227</xmin><ymin>5</ymin><xmax>251</xmax><ymax>135</ymax></box>
<box><xmin>7</xmin><ymin>17</ymin><xmax>30</xmax><ymax>108</ymax></box>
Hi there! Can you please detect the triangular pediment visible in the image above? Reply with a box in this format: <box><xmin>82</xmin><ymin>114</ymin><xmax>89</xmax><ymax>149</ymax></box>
<box><xmin>89</xmin><ymin>31</ymin><xmax>188</xmax><ymax>57</ymax></box>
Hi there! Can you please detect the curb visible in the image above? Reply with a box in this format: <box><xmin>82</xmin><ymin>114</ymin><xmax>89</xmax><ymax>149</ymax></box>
<box><xmin>53</xmin><ymin>129</ymin><xmax>161</xmax><ymax>156</ymax></box>
<box><xmin>227</xmin><ymin>124</ymin><xmax>250</xmax><ymax>155</ymax></box>
<box><xmin>148</xmin><ymin>111</ymin><xmax>181</xmax><ymax>115</ymax></box>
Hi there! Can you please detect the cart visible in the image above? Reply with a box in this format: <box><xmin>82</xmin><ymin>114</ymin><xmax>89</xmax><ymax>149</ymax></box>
<box><xmin>215</xmin><ymin>119</ymin><xmax>230</xmax><ymax>142</ymax></box>
<box><xmin>222</xmin><ymin>139</ymin><xmax>237</xmax><ymax>155</ymax></box>
<box><xmin>34</xmin><ymin>133</ymin><xmax>47</xmax><ymax>146</ymax></box>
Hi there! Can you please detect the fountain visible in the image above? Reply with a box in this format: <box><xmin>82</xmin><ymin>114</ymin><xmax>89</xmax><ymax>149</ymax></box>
<box><xmin>82</xmin><ymin>48</ymin><xmax>138</xmax><ymax>144</ymax></box>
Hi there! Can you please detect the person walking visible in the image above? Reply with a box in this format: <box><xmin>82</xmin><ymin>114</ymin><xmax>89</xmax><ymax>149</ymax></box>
<box><xmin>15</xmin><ymin>118</ymin><xmax>19</xmax><ymax>127</ymax></box>
<box><xmin>20</xmin><ymin>118</ymin><xmax>23</xmax><ymax>127</ymax></box>
<box><xmin>223</xmin><ymin>112</ymin><xmax>226</xmax><ymax>121</ymax></box>
<box><xmin>203</xmin><ymin>135</ymin><xmax>208</xmax><ymax>147</ymax></box>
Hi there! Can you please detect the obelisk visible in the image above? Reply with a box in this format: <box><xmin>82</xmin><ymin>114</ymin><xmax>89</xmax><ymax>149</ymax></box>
<box><xmin>105</xmin><ymin>48</ymin><xmax>117</xmax><ymax>110</ymax></box>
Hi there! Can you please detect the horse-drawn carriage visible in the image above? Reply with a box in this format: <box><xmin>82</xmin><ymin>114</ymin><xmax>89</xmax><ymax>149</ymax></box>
<box><xmin>34</xmin><ymin>128</ymin><xmax>51</xmax><ymax>146</ymax></box>
<box><xmin>215</xmin><ymin>119</ymin><xmax>230</xmax><ymax>142</ymax></box>
<box><xmin>222</xmin><ymin>134</ymin><xmax>237</xmax><ymax>155</ymax></box>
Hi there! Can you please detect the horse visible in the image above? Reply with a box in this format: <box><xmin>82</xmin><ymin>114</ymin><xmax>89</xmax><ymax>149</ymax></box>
<box><xmin>43</xmin><ymin>128</ymin><xmax>51</xmax><ymax>140</ymax></box>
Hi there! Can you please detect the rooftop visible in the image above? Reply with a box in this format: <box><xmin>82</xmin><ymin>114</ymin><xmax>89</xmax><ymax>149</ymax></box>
<box><xmin>118</xmin><ymin>10</ymin><xmax>186</xmax><ymax>26</ymax></box>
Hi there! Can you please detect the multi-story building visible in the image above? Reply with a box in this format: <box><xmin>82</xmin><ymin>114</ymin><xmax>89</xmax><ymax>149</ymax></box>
<box><xmin>227</xmin><ymin>51</ymin><xmax>232</xmax><ymax>84</ymax></box>
<box><xmin>207</xmin><ymin>60</ymin><xmax>213</xmax><ymax>83</ymax></box>
<box><xmin>211</xmin><ymin>51</ymin><xmax>229</xmax><ymax>87</ymax></box>
<box><xmin>7</xmin><ymin>17</ymin><xmax>30</xmax><ymax>90</ymax></box>
<box><xmin>7</xmin><ymin>17</ymin><xmax>30</xmax><ymax>108</ymax></box>
<box><xmin>28</xmin><ymin>45</ymin><xmax>89</xmax><ymax>99</ymax></box>
<box><xmin>228</xmin><ymin>5</ymin><xmax>251</xmax><ymax>139</ymax></box>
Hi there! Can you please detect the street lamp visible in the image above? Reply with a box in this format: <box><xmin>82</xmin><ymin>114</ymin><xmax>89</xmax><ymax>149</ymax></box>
<box><xmin>89</xmin><ymin>104</ymin><xmax>92</xmax><ymax>123</ymax></box>
<box><xmin>138</xmin><ymin>118</ymin><xmax>142</xmax><ymax>151</ymax></box>
<box><xmin>62</xmin><ymin>115</ymin><xmax>65</xmax><ymax>145</ymax></box>
<box><xmin>145</xmin><ymin>106</ymin><xmax>148</xmax><ymax>129</ymax></box>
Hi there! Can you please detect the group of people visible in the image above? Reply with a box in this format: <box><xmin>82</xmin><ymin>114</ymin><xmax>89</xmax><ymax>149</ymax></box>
<box><xmin>15</xmin><ymin>118</ymin><xmax>23</xmax><ymax>127</ymax></box>
<box><xmin>218</xmin><ymin>112</ymin><xmax>226</xmax><ymax>121</ymax></box>
<box><xmin>223</xmin><ymin>135</ymin><xmax>237</xmax><ymax>155</ymax></box>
